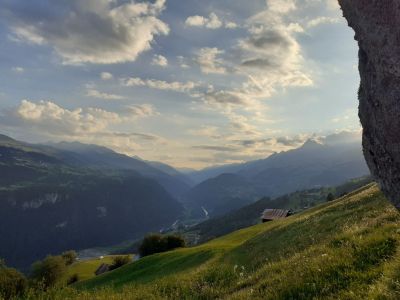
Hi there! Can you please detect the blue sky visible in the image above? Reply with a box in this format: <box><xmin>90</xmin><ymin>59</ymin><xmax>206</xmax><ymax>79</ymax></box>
<box><xmin>0</xmin><ymin>0</ymin><xmax>360</xmax><ymax>169</ymax></box>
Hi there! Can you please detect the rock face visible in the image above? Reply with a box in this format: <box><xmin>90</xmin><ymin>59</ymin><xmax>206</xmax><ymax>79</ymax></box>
<box><xmin>339</xmin><ymin>0</ymin><xmax>400</xmax><ymax>207</ymax></box>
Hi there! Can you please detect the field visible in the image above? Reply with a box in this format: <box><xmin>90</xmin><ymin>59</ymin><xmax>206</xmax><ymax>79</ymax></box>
<box><xmin>27</xmin><ymin>183</ymin><xmax>400</xmax><ymax>299</ymax></box>
<box><xmin>63</xmin><ymin>255</ymin><xmax>133</xmax><ymax>283</ymax></box>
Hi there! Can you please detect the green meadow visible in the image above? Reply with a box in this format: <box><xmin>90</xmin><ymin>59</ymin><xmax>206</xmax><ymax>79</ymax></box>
<box><xmin>24</xmin><ymin>184</ymin><xmax>400</xmax><ymax>299</ymax></box>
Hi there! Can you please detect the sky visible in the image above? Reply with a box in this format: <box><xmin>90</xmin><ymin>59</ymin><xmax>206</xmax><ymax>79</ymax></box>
<box><xmin>0</xmin><ymin>0</ymin><xmax>361</xmax><ymax>169</ymax></box>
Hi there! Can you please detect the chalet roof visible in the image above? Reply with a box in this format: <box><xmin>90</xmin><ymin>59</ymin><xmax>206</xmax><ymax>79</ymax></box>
<box><xmin>261</xmin><ymin>209</ymin><xmax>291</xmax><ymax>220</ymax></box>
<box><xmin>95</xmin><ymin>263</ymin><xmax>110</xmax><ymax>276</ymax></box>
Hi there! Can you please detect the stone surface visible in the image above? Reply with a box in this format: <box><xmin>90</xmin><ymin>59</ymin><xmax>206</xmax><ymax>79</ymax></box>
<box><xmin>339</xmin><ymin>0</ymin><xmax>400</xmax><ymax>207</ymax></box>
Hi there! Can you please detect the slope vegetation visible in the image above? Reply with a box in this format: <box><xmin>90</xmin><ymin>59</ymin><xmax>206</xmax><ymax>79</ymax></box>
<box><xmin>31</xmin><ymin>183</ymin><xmax>400</xmax><ymax>299</ymax></box>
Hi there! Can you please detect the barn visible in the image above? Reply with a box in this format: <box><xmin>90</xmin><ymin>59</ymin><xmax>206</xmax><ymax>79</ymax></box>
<box><xmin>261</xmin><ymin>209</ymin><xmax>292</xmax><ymax>223</ymax></box>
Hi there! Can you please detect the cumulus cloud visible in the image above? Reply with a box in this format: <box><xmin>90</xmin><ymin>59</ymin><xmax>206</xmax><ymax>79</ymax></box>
<box><xmin>5</xmin><ymin>0</ymin><xmax>169</xmax><ymax>64</ymax></box>
<box><xmin>195</xmin><ymin>0</ymin><xmax>313</xmax><ymax>115</ymax></box>
<box><xmin>1</xmin><ymin>100</ymin><xmax>121</xmax><ymax>135</ymax></box>
<box><xmin>86</xmin><ymin>89</ymin><xmax>125</xmax><ymax>100</ymax></box>
<box><xmin>196</xmin><ymin>47</ymin><xmax>227</xmax><ymax>74</ymax></box>
<box><xmin>100</xmin><ymin>72</ymin><xmax>113</xmax><ymax>80</ymax></box>
<box><xmin>121</xmin><ymin>77</ymin><xmax>199</xmax><ymax>93</ymax></box>
<box><xmin>205</xmin><ymin>90</ymin><xmax>250</xmax><ymax>106</ymax></box>
<box><xmin>0</xmin><ymin>100</ymin><xmax>164</xmax><ymax>156</ymax></box>
<box><xmin>151</xmin><ymin>54</ymin><xmax>168</xmax><ymax>67</ymax></box>
<box><xmin>185</xmin><ymin>13</ymin><xmax>237</xmax><ymax>29</ymax></box>
<box><xmin>307</xmin><ymin>16</ymin><xmax>340</xmax><ymax>28</ymax></box>
<box><xmin>0</xmin><ymin>100</ymin><xmax>159</xmax><ymax>136</ymax></box>
<box><xmin>126</xmin><ymin>104</ymin><xmax>158</xmax><ymax>118</ymax></box>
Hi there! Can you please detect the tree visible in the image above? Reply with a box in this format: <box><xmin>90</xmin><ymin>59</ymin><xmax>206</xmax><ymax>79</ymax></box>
<box><xmin>31</xmin><ymin>255</ymin><xmax>66</xmax><ymax>288</ymax></box>
<box><xmin>326</xmin><ymin>193</ymin><xmax>335</xmax><ymax>202</ymax></box>
<box><xmin>61</xmin><ymin>250</ymin><xmax>77</xmax><ymax>266</ymax></box>
<box><xmin>165</xmin><ymin>235</ymin><xmax>186</xmax><ymax>250</ymax></box>
<box><xmin>109</xmin><ymin>256</ymin><xmax>131</xmax><ymax>271</ymax></box>
<box><xmin>139</xmin><ymin>234</ymin><xmax>186</xmax><ymax>257</ymax></box>
<box><xmin>0</xmin><ymin>261</ymin><xmax>27</xmax><ymax>299</ymax></box>
<box><xmin>139</xmin><ymin>234</ymin><xmax>164</xmax><ymax>257</ymax></box>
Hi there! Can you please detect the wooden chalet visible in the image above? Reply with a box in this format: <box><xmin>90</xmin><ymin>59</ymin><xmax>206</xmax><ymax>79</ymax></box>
<box><xmin>261</xmin><ymin>209</ymin><xmax>292</xmax><ymax>223</ymax></box>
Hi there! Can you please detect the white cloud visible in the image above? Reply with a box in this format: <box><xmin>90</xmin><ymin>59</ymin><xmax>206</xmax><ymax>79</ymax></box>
<box><xmin>12</xmin><ymin>67</ymin><xmax>24</xmax><ymax>73</ymax></box>
<box><xmin>152</xmin><ymin>54</ymin><xmax>168</xmax><ymax>67</ymax></box>
<box><xmin>126</xmin><ymin>104</ymin><xmax>158</xmax><ymax>118</ymax></box>
<box><xmin>2</xmin><ymin>100</ymin><xmax>121</xmax><ymax>135</ymax></box>
<box><xmin>196</xmin><ymin>47</ymin><xmax>227</xmax><ymax>74</ymax></box>
<box><xmin>86</xmin><ymin>89</ymin><xmax>125</xmax><ymax>100</ymax></box>
<box><xmin>268</xmin><ymin>0</ymin><xmax>296</xmax><ymax>14</ymax></box>
<box><xmin>185</xmin><ymin>13</ymin><xmax>237</xmax><ymax>29</ymax></box>
<box><xmin>205</xmin><ymin>90</ymin><xmax>251</xmax><ymax>106</ymax></box>
<box><xmin>0</xmin><ymin>100</ymin><xmax>167</xmax><ymax>157</ymax></box>
<box><xmin>121</xmin><ymin>77</ymin><xmax>199</xmax><ymax>93</ymax></box>
<box><xmin>7</xmin><ymin>0</ymin><xmax>169</xmax><ymax>64</ymax></box>
<box><xmin>307</xmin><ymin>16</ymin><xmax>340</xmax><ymax>28</ymax></box>
<box><xmin>326</xmin><ymin>0</ymin><xmax>340</xmax><ymax>10</ymax></box>
<box><xmin>225</xmin><ymin>22</ymin><xmax>238</xmax><ymax>29</ymax></box>
<box><xmin>100</xmin><ymin>72</ymin><xmax>113</xmax><ymax>80</ymax></box>
<box><xmin>0</xmin><ymin>100</ymin><xmax>158</xmax><ymax>143</ymax></box>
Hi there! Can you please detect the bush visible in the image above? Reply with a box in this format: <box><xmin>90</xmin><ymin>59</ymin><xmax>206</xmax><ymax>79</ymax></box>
<box><xmin>139</xmin><ymin>234</ymin><xmax>186</xmax><ymax>257</ymax></box>
<box><xmin>31</xmin><ymin>255</ymin><xmax>66</xmax><ymax>288</ymax></box>
<box><xmin>326</xmin><ymin>193</ymin><xmax>335</xmax><ymax>202</ymax></box>
<box><xmin>165</xmin><ymin>235</ymin><xmax>186</xmax><ymax>250</ymax></box>
<box><xmin>67</xmin><ymin>274</ymin><xmax>79</xmax><ymax>285</ymax></box>
<box><xmin>109</xmin><ymin>256</ymin><xmax>131</xmax><ymax>271</ymax></box>
<box><xmin>61</xmin><ymin>250</ymin><xmax>77</xmax><ymax>266</ymax></box>
<box><xmin>0</xmin><ymin>261</ymin><xmax>27</xmax><ymax>299</ymax></box>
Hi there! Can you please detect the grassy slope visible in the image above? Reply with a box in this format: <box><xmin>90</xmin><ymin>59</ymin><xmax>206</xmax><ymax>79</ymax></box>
<box><xmin>31</xmin><ymin>184</ymin><xmax>400</xmax><ymax>299</ymax></box>
<box><xmin>63</xmin><ymin>256</ymin><xmax>132</xmax><ymax>283</ymax></box>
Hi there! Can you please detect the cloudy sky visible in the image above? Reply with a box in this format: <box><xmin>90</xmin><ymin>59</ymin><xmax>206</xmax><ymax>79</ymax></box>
<box><xmin>0</xmin><ymin>0</ymin><xmax>361</xmax><ymax>169</ymax></box>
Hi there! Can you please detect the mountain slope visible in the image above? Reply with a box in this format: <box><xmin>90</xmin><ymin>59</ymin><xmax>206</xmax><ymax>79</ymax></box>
<box><xmin>39</xmin><ymin>184</ymin><xmax>400</xmax><ymax>299</ymax></box>
<box><xmin>183</xmin><ymin>137</ymin><xmax>369</xmax><ymax>217</ymax></box>
<box><xmin>49</xmin><ymin>141</ymin><xmax>191</xmax><ymax>197</ymax></box>
<box><xmin>0</xmin><ymin>136</ymin><xmax>183</xmax><ymax>270</ymax></box>
<box><xmin>182</xmin><ymin>173</ymin><xmax>259</xmax><ymax>217</ymax></box>
<box><xmin>183</xmin><ymin>177</ymin><xmax>373</xmax><ymax>245</ymax></box>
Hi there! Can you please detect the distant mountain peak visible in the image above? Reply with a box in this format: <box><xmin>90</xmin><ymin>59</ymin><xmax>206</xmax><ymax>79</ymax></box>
<box><xmin>301</xmin><ymin>138</ymin><xmax>324</xmax><ymax>149</ymax></box>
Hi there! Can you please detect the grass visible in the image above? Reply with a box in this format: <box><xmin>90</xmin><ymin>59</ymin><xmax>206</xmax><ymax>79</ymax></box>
<box><xmin>24</xmin><ymin>183</ymin><xmax>400</xmax><ymax>299</ymax></box>
<box><xmin>63</xmin><ymin>255</ymin><xmax>132</xmax><ymax>283</ymax></box>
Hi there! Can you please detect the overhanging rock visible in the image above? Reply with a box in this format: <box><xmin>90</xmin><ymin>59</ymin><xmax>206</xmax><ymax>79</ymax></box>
<box><xmin>339</xmin><ymin>0</ymin><xmax>400</xmax><ymax>208</ymax></box>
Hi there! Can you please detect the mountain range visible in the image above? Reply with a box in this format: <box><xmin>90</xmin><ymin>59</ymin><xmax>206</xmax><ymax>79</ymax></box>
<box><xmin>0</xmin><ymin>134</ymin><xmax>186</xmax><ymax>270</ymax></box>
<box><xmin>0</xmin><ymin>131</ymin><xmax>370</xmax><ymax>269</ymax></box>
<box><xmin>182</xmin><ymin>132</ymin><xmax>370</xmax><ymax>217</ymax></box>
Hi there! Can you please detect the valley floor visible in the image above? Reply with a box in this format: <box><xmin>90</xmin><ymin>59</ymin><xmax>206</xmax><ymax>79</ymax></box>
<box><xmin>26</xmin><ymin>183</ymin><xmax>400</xmax><ymax>299</ymax></box>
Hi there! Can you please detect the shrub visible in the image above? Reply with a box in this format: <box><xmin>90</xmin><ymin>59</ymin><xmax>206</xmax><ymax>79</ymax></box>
<box><xmin>165</xmin><ymin>235</ymin><xmax>186</xmax><ymax>250</ymax></box>
<box><xmin>67</xmin><ymin>274</ymin><xmax>79</xmax><ymax>285</ymax></box>
<box><xmin>139</xmin><ymin>234</ymin><xmax>186</xmax><ymax>257</ymax></box>
<box><xmin>31</xmin><ymin>255</ymin><xmax>66</xmax><ymax>288</ymax></box>
<box><xmin>326</xmin><ymin>193</ymin><xmax>335</xmax><ymax>202</ymax></box>
<box><xmin>109</xmin><ymin>256</ymin><xmax>131</xmax><ymax>271</ymax></box>
<box><xmin>0</xmin><ymin>261</ymin><xmax>27</xmax><ymax>299</ymax></box>
<box><xmin>61</xmin><ymin>250</ymin><xmax>77</xmax><ymax>266</ymax></box>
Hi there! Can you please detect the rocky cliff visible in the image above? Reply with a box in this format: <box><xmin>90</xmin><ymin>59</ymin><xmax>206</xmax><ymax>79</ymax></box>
<box><xmin>339</xmin><ymin>0</ymin><xmax>400</xmax><ymax>207</ymax></box>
